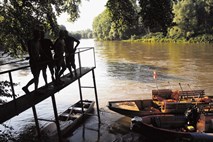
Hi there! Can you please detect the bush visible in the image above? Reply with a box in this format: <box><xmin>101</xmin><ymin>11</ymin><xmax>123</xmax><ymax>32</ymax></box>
<box><xmin>189</xmin><ymin>34</ymin><xmax>213</xmax><ymax>43</ymax></box>
<box><xmin>168</xmin><ymin>26</ymin><xmax>184</xmax><ymax>39</ymax></box>
<box><xmin>130</xmin><ymin>35</ymin><xmax>139</xmax><ymax>40</ymax></box>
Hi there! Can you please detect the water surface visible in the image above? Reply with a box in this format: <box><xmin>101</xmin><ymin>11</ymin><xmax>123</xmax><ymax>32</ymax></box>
<box><xmin>1</xmin><ymin>39</ymin><xmax>213</xmax><ymax>136</ymax></box>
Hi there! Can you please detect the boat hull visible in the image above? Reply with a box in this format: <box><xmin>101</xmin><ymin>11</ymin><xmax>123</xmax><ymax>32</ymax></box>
<box><xmin>108</xmin><ymin>99</ymin><xmax>162</xmax><ymax>118</ymax></box>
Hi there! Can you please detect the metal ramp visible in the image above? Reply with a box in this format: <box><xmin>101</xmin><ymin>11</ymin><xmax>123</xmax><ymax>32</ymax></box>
<box><xmin>0</xmin><ymin>47</ymin><xmax>100</xmax><ymax>141</ymax></box>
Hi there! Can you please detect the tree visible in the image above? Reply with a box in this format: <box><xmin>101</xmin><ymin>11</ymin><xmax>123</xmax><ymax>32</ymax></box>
<box><xmin>0</xmin><ymin>0</ymin><xmax>82</xmax><ymax>56</ymax></box>
<box><xmin>173</xmin><ymin>0</ymin><xmax>198</xmax><ymax>38</ymax></box>
<box><xmin>106</xmin><ymin>0</ymin><xmax>139</xmax><ymax>39</ymax></box>
<box><xmin>197</xmin><ymin>0</ymin><xmax>213</xmax><ymax>34</ymax></box>
<box><xmin>93</xmin><ymin>9</ymin><xmax>112</xmax><ymax>40</ymax></box>
<box><xmin>172</xmin><ymin>0</ymin><xmax>213</xmax><ymax>38</ymax></box>
<box><xmin>138</xmin><ymin>0</ymin><xmax>174</xmax><ymax>36</ymax></box>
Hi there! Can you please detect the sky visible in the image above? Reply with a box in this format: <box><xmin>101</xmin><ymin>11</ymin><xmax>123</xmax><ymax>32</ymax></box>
<box><xmin>57</xmin><ymin>0</ymin><xmax>108</xmax><ymax>32</ymax></box>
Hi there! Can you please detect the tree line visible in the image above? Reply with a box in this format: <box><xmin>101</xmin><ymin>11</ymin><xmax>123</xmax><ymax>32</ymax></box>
<box><xmin>92</xmin><ymin>0</ymin><xmax>213</xmax><ymax>42</ymax></box>
<box><xmin>1</xmin><ymin>0</ymin><xmax>213</xmax><ymax>57</ymax></box>
<box><xmin>72</xmin><ymin>29</ymin><xmax>93</xmax><ymax>39</ymax></box>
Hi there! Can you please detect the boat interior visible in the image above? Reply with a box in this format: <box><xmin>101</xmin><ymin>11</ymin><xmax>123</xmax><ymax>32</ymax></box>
<box><xmin>109</xmin><ymin>100</ymin><xmax>161</xmax><ymax>112</ymax></box>
<box><xmin>142</xmin><ymin>114</ymin><xmax>213</xmax><ymax>133</ymax></box>
<box><xmin>58</xmin><ymin>101</ymin><xmax>93</xmax><ymax>121</ymax></box>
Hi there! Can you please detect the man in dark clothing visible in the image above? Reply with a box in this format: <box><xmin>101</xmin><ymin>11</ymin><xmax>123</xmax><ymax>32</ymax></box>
<box><xmin>64</xmin><ymin>30</ymin><xmax>80</xmax><ymax>78</ymax></box>
<box><xmin>40</xmin><ymin>30</ymin><xmax>55</xmax><ymax>85</ymax></box>
<box><xmin>54</xmin><ymin>30</ymin><xmax>66</xmax><ymax>84</ymax></box>
<box><xmin>22</xmin><ymin>29</ymin><xmax>41</xmax><ymax>94</ymax></box>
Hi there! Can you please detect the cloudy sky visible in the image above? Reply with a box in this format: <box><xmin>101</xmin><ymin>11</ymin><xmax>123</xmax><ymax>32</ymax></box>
<box><xmin>57</xmin><ymin>0</ymin><xmax>107</xmax><ymax>32</ymax></box>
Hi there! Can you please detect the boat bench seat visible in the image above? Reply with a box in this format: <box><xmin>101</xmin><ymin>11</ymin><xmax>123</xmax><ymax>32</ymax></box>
<box><xmin>179</xmin><ymin>90</ymin><xmax>205</xmax><ymax>99</ymax></box>
<box><xmin>68</xmin><ymin>107</ymin><xmax>88</xmax><ymax>113</ymax></box>
<box><xmin>152</xmin><ymin>89</ymin><xmax>205</xmax><ymax>102</ymax></box>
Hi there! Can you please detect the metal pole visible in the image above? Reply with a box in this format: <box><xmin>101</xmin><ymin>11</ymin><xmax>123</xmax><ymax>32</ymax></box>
<box><xmin>8</xmin><ymin>72</ymin><xmax>16</xmax><ymax>101</ymax></box>
<box><xmin>77</xmin><ymin>50</ymin><xmax>82</xmax><ymax>75</ymax></box>
<box><xmin>32</xmin><ymin>105</ymin><xmax>41</xmax><ymax>140</ymax></box>
<box><xmin>78</xmin><ymin>78</ymin><xmax>84</xmax><ymax>113</ymax></box>
<box><xmin>8</xmin><ymin>71</ymin><xmax>19</xmax><ymax>116</ymax></box>
<box><xmin>92</xmin><ymin>47</ymin><xmax>96</xmax><ymax>68</ymax></box>
<box><xmin>51</xmin><ymin>94</ymin><xmax>62</xmax><ymax>142</ymax></box>
<box><xmin>92</xmin><ymin>69</ymin><xmax>101</xmax><ymax>123</ymax></box>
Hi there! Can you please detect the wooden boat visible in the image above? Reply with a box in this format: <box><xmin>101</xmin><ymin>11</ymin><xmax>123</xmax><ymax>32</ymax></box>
<box><xmin>42</xmin><ymin>100</ymin><xmax>95</xmax><ymax>137</ymax></box>
<box><xmin>108</xmin><ymin>99</ymin><xmax>162</xmax><ymax>118</ymax></box>
<box><xmin>108</xmin><ymin>89</ymin><xmax>213</xmax><ymax>117</ymax></box>
<box><xmin>131</xmin><ymin>111</ymin><xmax>213</xmax><ymax>142</ymax></box>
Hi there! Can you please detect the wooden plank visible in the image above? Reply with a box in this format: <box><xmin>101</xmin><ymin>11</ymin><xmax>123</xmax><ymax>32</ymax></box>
<box><xmin>0</xmin><ymin>67</ymin><xmax>95</xmax><ymax>123</ymax></box>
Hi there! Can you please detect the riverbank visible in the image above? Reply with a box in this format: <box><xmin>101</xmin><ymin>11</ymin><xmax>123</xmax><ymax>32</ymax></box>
<box><xmin>124</xmin><ymin>33</ymin><xmax>213</xmax><ymax>43</ymax></box>
<box><xmin>46</xmin><ymin>107</ymin><xmax>147</xmax><ymax>142</ymax></box>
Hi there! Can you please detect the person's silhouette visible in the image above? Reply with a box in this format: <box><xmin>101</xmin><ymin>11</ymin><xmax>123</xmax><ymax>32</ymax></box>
<box><xmin>22</xmin><ymin>29</ymin><xmax>41</xmax><ymax>94</ymax></box>
<box><xmin>64</xmin><ymin>30</ymin><xmax>80</xmax><ymax>78</ymax></box>
<box><xmin>40</xmin><ymin>30</ymin><xmax>55</xmax><ymax>85</ymax></box>
<box><xmin>54</xmin><ymin>30</ymin><xmax>66</xmax><ymax>84</ymax></box>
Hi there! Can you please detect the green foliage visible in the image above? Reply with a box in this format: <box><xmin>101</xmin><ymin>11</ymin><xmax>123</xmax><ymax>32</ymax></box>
<box><xmin>0</xmin><ymin>0</ymin><xmax>82</xmax><ymax>57</ymax></box>
<box><xmin>0</xmin><ymin>124</ymin><xmax>50</xmax><ymax>142</ymax></box>
<box><xmin>138</xmin><ymin>0</ymin><xmax>174</xmax><ymax>36</ymax></box>
<box><xmin>93</xmin><ymin>0</ymin><xmax>140</xmax><ymax>40</ymax></box>
<box><xmin>188</xmin><ymin>34</ymin><xmax>213</xmax><ymax>43</ymax></box>
<box><xmin>168</xmin><ymin>26</ymin><xmax>184</xmax><ymax>38</ymax></box>
<box><xmin>0</xmin><ymin>81</ymin><xmax>18</xmax><ymax>103</ymax></box>
<box><xmin>173</xmin><ymin>0</ymin><xmax>197</xmax><ymax>37</ymax></box>
<box><xmin>0</xmin><ymin>124</ymin><xmax>15</xmax><ymax>142</ymax></box>
<box><xmin>93</xmin><ymin>9</ymin><xmax>112</xmax><ymax>40</ymax></box>
<box><xmin>106</xmin><ymin>0</ymin><xmax>139</xmax><ymax>40</ymax></box>
<box><xmin>173</xmin><ymin>0</ymin><xmax>213</xmax><ymax>38</ymax></box>
<box><xmin>76</xmin><ymin>29</ymin><xmax>93</xmax><ymax>39</ymax></box>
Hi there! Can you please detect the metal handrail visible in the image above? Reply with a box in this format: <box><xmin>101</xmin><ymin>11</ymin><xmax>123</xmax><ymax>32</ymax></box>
<box><xmin>0</xmin><ymin>47</ymin><xmax>96</xmax><ymax>103</ymax></box>
<box><xmin>0</xmin><ymin>65</ymin><xmax>30</xmax><ymax>75</ymax></box>
<box><xmin>0</xmin><ymin>47</ymin><xmax>95</xmax><ymax>75</ymax></box>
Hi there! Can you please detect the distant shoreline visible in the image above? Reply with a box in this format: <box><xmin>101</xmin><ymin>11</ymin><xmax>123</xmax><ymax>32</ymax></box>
<box><xmin>124</xmin><ymin>33</ymin><xmax>213</xmax><ymax>44</ymax></box>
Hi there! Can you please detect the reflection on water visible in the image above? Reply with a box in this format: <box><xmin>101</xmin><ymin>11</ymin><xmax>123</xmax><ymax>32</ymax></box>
<box><xmin>1</xmin><ymin>39</ymin><xmax>213</xmax><ymax>138</ymax></box>
<box><xmin>95</xmin><ymin>41</ymin><xmax>213</xmax><ymax>93</ymax></box>
<box><xmin>106</xmin><ymin>61</ymin><xmax>181</xmax><ymax>83</ymax></box>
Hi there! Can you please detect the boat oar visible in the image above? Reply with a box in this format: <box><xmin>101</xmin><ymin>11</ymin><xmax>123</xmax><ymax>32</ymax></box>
<box><xmin>179</xmin><ymin>83</ymin><xmax>183</xmax><ymax>92</ymax></box>
<box><xmin>179</xmin><ymin>83</ymin><xmax>184</xmax><ymax>100</ymax></box>
<box><xmin>187</xmin><ymin>84</ymin><xmax>198</xmax><ymax>99</ymax></box>
<box><xmin>168</xmin><ymin>81</ymin><xmax>172</xmax><ymax>90</ymax></box>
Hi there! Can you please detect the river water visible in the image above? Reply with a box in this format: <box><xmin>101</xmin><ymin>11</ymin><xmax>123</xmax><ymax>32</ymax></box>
<box><xmin>0</xmin><ymin>39</ymin><xmax>213</xmax><ymax>136</ymax></box>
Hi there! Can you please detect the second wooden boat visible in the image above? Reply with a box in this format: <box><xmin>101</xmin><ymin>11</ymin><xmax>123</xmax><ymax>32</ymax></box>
<box><xmin>130</xmin><ymin>106</ymin><xmax>213</xmax><ymax>142</ymax></box>
<box><xmin>42</xmin><ymin>100</ymin><xmax>95</xmax><ymax>137</ymax></box>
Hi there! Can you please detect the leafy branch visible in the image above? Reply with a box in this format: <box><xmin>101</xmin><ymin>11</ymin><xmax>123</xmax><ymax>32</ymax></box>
<box><xmin>0</xmin><ymin>81</ymin><xmax>18</xmax><ymax>103</ymax></box>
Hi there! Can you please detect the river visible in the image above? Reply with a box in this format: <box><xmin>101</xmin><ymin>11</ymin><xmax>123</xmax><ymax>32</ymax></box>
<box><xmin>0</xmin><ymin>39</ymin><xmax>213</xmax><ymax>137</ymax></box>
